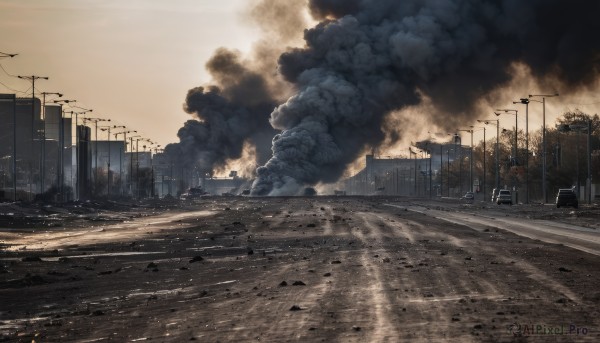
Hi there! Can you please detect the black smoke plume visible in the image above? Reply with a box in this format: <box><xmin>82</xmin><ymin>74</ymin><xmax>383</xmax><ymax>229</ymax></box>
<box><xmin>251</xmin><ymin>0</ymin><xmax>600</xmax><ymax>195</ymax></box>
<box><xmin>164</xmin><ymin>0</ymin><xmax>309</xmax><ymax>177</ymax></box>
<box><xmin>164</xmin><ymin>48</ymin><xmax>277</xmax><ymax>175</ymax></box>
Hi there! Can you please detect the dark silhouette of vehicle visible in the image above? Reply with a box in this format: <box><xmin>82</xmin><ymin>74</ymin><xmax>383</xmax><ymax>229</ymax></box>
<box><xmin>496</xmin><ymin>189</ymin><xmax>512</xmax><ymax>205</ymax></box>
<box><xmin>180</xmin><ymin>187</ymin><xmax>207</xmax><ymax>200</ymax></box>
<box><xmin>555</xmin><ymin>189</ymin><xmax>578</xmax><ymax>208</ymax></box>
<box><xmin>461</xmin><ymin>191</ymin><xmax>474</xmax><ymax>203</ymax></box>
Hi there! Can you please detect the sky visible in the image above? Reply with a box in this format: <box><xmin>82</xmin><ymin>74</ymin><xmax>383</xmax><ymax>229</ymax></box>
<box><xmin>0</xmin><ymin>0</ymin><xmax>261</xmax><ymax>148</ymax></box>
<box><xmin>1</xmin><ymin>0</ymin><xmax>599</xmax><ymax>155</ymax></box>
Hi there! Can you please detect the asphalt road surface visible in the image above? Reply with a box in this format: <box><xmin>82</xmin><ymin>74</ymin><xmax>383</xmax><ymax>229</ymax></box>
<box><xmin>1</xmin><ymin>197</ymin><xmax>599</xmax><ymax>342</ymax></box>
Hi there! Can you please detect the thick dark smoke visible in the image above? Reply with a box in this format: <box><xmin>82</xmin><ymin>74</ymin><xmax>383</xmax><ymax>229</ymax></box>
<box><xmin>164</xmin><ymin>48</ymin><xmax>277</xmax><ymax>174</ymax></box>
<box><xmin>251</xmin><ymin>0</ymin><xmax>600</xmax><ymax>195</ymax></box>
<box><xmin>164</xmin><ymin>0</ymin><xmax>308</xmax><ymax>177</ymax></box>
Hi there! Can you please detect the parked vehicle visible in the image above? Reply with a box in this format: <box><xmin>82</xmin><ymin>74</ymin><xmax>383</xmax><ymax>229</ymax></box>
<box><xmin>496</xmin><ymin>189</ymin><xmax>512</xmax><ymax>205</ymax></box>
<box><xmin>491</xmin><ymin>188</ymin><xmax>499</xmax><ymax>202</ymax></box>
<box><xmin>180</xmin><ymin>186</ymin><xmax>207</xmax><ymax>200</ymax></box>
<box><xmin>462</xmin><ymin>191</ymin><xmax>474</xmax><ymax>203</ymax></box>
<box><xmin>555</xmin><ymin>189</ymin><xmax>578</xmax><ymax>208</ymax></box>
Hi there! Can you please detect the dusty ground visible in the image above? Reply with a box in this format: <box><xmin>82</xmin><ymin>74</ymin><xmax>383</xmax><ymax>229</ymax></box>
<box><xmin>1</xmin><ymin>197</ymin><xmax>600</xmax><ymax>342</ymax></box>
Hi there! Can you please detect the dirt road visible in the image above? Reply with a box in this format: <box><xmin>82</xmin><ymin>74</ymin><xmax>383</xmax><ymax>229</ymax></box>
<box><xmin>1</xmin><ymin>197</ymin><xmax>599</xmax><ymax>342</ymax></box>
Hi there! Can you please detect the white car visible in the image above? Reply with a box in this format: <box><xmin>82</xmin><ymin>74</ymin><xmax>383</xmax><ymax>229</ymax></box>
<box><xmin>496</xmin><ymin>189</ymin><xmax>512</xmax><ymax>205</ymax></box>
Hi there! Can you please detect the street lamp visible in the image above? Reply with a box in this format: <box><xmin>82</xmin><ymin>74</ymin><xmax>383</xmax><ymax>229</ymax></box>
<box><xmin>82</xmin><ymin>117</ymin><xmax>110</xmax><ymax>195</ymax></box>
<box><xmin>558</xmin><ymin>120</ymin><xmax>593</xmax><ymax>204</ymax></box>
<box><xmin>409</xmin><ymin>147</ymin><xmax>418</xmax><ymax>196</ymax></box>
<box><xmin>128</xmin><ymin>135</ymin><xmax>141</xmax><ymax>197</ymax></box>
<box><xmin>529</xmin><ymin>93</ymin><xmax>559</xmax><ymax>203</ymax></box>
<box><xmin>449</xmin><ymin>133</ymin><xmax>462</xmax><ymax>195</ymax></box>
<box><xmin>70</xmin><ymin>108</ymin><xmax>92</xmax><ymax>200</ymax></box>
<box><xmin>495</xmin><ymin>109</ymin><xmax>519</xmax><ymax>165</ymax></box>
<box><xmin>99</xmin><ymin>125</ymin><xmax>122</xmax><ymax>198</ymax></box>
<box><xmin>457</xmin><ymin>129</ymin><xmax>474</xmax><ymax>192</ymax></box>
<box><xmin>134</xmin><ymin>137</ymin><xmax>147</xmax><ymax>199</ymax></box>
<box><xmin>18</xmin><ymin>75</ymin><xmax>48</xmax><ymax>198</ymax></box>
<box><xmin>0</xmin><ymin>52</ymin><xmax>18</xmax><ymax>58</ymax></box>
<box><xmin>513</xmin><ymin>98</ymin><xmax>531</xmax><ymax>204</ymax></box>
<box><xmin>469</xmin><ymin>125</ymin><xmax>486</xmax><ymax>199</ymax></box>
<box><xmin>40</xmin><ymin>92</ymin><xmax>63</xmax><ymax>192</ymax></box>
<box><xmin>114</xmin><ymin>129</ymin><xmax>135</xmax><ymax>196</ymax></box>
<box><xmin>477</xmin><ymin>118</ymin><xmax>500</xmax><ymax>192</ymax></box>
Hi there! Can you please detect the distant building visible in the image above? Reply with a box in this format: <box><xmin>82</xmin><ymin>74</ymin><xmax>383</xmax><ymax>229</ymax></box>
<box><xmin>77</xmin><ymin>125</ymin><xmax>92</xmax><ymax>200</ymax></box>
<box><xmin>341</xmin><ymin>147</ymin><xmax>466</xmax><ymax>197</ymax></box>
<box><xmin>201</xmin><ymin>174</ymin><xmax>247</xmax><ymax>195</ymax></box>
<box><xmin>44</xmin><ymin>105</ymin><xmax>73</xmax><ymax>196</ymax></box>
<box><xmin>343</xmin><ymin>155</ymin><xmax>428</xmax><ymax>196</ymax></box>
<box><xmin>0</xmin><ymin>95</ymin><xmax>41</xmax><ymax>200</ymax></box>
<box><xmin>91</xmin><ymin>141</ymin><xmax>127</xmax><ymax>196</ymax></box>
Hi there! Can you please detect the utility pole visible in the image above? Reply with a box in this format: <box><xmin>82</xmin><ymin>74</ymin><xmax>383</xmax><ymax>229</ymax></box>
<box><xmin>40</xmin><ymin>92</ymin><xmax>62</xmax><ymax>193</ymax></box>
<box><xmin>458</xmin><ymin>129</ymin><xmax>474</xmax><ymax>192</ymax></box>
<box><xmin>114</xmin><ymin>130</ymin><xmax>135</xmax><ymax>196</ymax></box>
<box><xmin>17</xmin><ymin>75</ymin><xmax>48</xmax><ymax>198</ymax></box>
<box><xmin>480</xmin><ymin>118</ymin><xmax>500</xmax><ymax>192</ymax></box>
<box><xmin>514</xmin><ymin>99</ymin><xmax>530</xmax><ymax>204</ymax></box>
<box><xmin>83</xmin><ymin>117</ymin><xmax>110</xmax><ymax>196</ymax></box>
<box><xmin>529</xmin><ymin>93</ymin><xmax>559</xmax><ymax>203</ymax></box>
<box><xmin>0</xmin><ymin>53</ymin><xmax>17</xmax><ymax>200</ymax></box>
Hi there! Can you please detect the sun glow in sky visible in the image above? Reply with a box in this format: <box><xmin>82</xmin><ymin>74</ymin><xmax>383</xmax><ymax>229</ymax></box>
<box><xmin>0</xmin><ymin>0</ymin><xmax>260</xmax><ymax>147</ymax></box>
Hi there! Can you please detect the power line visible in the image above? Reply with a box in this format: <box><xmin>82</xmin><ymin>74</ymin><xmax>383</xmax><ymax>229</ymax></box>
<box><xmin>0</xmin><ymin>80</ymin><xmax>29</xmax><ymax>95</ymax></box>
<box><xmin>0</xmin><ymin>63</ymin><xmax>19</xmax><ymax>78</ymax></box>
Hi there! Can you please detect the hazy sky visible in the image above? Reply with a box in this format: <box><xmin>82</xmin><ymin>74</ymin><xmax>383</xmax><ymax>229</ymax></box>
<box><xmin>0</xmin><ymin>0</ymin><xmax>261</xmax><ymax>147</ymax></box>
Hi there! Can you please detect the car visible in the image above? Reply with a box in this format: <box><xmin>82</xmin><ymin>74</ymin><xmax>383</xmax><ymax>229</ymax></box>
<box><xmin>180</xmin><ymin>186</ymin><xmax>207</xmax><ymax>200</ymax></box>
<box><xmin>462</xmin><ymin>191</ymin><xmax>474</xmax><ymax>203</ymax></box>
<box><xmin>555</xmin><ymin>189</ymin><xmax>578</xmax><ymax>208</ymax></box>
<box><xmin>496</xmin><ymin>189</ymin><xmax>512</xmax><ymax>205</ymax></box>
<box><xmin>491</xmin><ymin>188</ymin><xmax>500</xmax><ymax>202</ymax></box>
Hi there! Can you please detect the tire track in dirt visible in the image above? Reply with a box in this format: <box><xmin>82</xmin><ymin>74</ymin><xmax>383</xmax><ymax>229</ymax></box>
<box><xmin>5</xmin><ymin>210</ymin><xmax>214</xmax><ymax>251</ymax></box>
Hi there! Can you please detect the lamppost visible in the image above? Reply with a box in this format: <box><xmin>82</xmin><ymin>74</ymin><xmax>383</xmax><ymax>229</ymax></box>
<box><xmin>495</xmin><ymin>109</ymin><xmax>518</xmax><ymax>165</ymax></box>
<box><xmin>99</xmin><ymin>126</ymin><xmax>110</xmax><ymax>197</ymax></box>
<box><xmin>0</xmin><ymin>52</ymin><xmax>18</xmax><ymax>59</ymax></box>
<box><xmin>103</xmin><ymin>125</ymin><xmax>126</xmax><ymax>197</ymax></box>
<box><xmin>446</xmin><ymin>148</ymin><xmax>454</xmax><ymax>197</ymax></box>
<box><xmin>558</xmin><ymin>120</ymin><xmax>593</xmax><ymax>204</ymax></box>
<box><xmin>478</xmin><ymin>118</ymin><xmax>500</xmax><ymax>193</ymax></box>
<box><xmin>114</xmin><ymin>129</ymin><xmax>134</xmax><ymax>197</ymax></box>
<box><xmin>128</xmin><ymin>135</ymin><xmax>141</xmax><ymax>197</ymax></box>
<box><xmin>513</xmin><ymin>99</ymin><xmax>530</xmax><ymax>204</ymax></box>
<box><xmin>468</xmin><ymin>126</ymin><xmax>486</xmax><ymax>199</ymax></box>
<box><xmin>17</xmin><ymin>75</ymin><xmax>48</xmax><ymax>198</ymax></box>
<box><xmin>529</xmin><ymin>93</ymin><xmax>559</xmax><ymax>203</ymax></box>
<box><xmin>143</xmin><ymin>139</ymin><xmax>156</xmax><ymax>198</ymax></box>
<box><xmin>149</xmin><ymin>144</ymin><xmax>160</xmax><ymax>198</ymax></box>
<box><xmin>82</xmin><ymin>117</ymin><xmax>110</xmax><ymax>196</ymax></box>
<box><xmin>40</xmin><ymin>92</ymin><xmax>62</xmax><ymax>193</ymax></box>
<box><xmin>0</xmin><ymin>53</ymin><xmax>17</xmax><ymax>199</ymax></box>
<box><xmin>450</xmin><ymin>133</ymin><xmax>462</xmax><ymax>195</ymax></box>
<box><xmin>409</xmin><ymin>147</ymin><xmax>417</xmax><ymax>196</ymax></box>
<box><xmin>429</xmin><ymin>132</ymin><xmax>455</xmax><ymax>197</ymax></box>
<box><xmin>53</xmin><ymin>100</ymin><xmax>79</xmax><ymax>200</ymax></box>
<box><xmin>458</xmin><ymin>129</ymin><xmax>474</xmax><ymax>192</ymax></box>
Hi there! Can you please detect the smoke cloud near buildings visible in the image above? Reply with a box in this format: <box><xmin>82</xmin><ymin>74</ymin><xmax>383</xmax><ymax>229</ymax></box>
<box><xmin>163</xmin><ymin>48</ymin><xmax>277</xmax><ymax>176</ymax></box>
<box><xmin>251</xmin><ymin>0</ymin><xmax>600</xmax><ymax>195</ymax></box>
<box><xmin>166</xmin><ymin>0</ymin><xmax>600</xmax><ymax>195</ymax></box>
<box><xmin>163</xmin><ymin>0</ymin><xmax>308</xmax><ymax>178</ymax></box>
